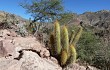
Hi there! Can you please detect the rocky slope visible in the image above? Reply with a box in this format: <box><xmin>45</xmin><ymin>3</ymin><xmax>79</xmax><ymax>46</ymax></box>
<box><xmin>68</xmin><ymin>10</ymin><xmax>110</xmax><ymax>27</ymax></box>
<box><xmin>0</xmin><ymin>29</ymin><xmax>99</xmax><ymax>70</ymax></box>
<box><xmin>68</xmin><ymin>10</ymin><xmax>110</xmax><ymax>47</ymax></box>
<box><xmin>0</xmin><ymin>10</ymin><xmax>105</xmax><ymax>70</ymax></box>
<box><xmin>0</xmin><ymin>11</ymin><xmax>29</xmax><ymax>36</ymax></box>
<box><xmin>0</xmin><ymin>29</ymin><xmax>61</xmax><ymax>70</ymax></box>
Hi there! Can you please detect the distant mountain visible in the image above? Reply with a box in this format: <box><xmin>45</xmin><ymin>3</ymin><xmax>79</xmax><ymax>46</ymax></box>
<box><xmin>68</xmin><ymin>10</ymin><xmax>110</xmax><ymax>27</ymax></box>
<box><xmin>68</xmin><ymin>10</ymin><xmax>110</xmax><ymax>46</ymax></box>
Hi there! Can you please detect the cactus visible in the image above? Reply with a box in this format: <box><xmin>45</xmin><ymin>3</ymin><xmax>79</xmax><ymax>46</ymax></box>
<box><xmin>67</xmin><ymin>45</ymin><xmax>77</xmax><ymax>64</ymax></box>
<box><xmin>61</xmin><ymin>25</ymin><xmax>69</xmax><ymax>53</ymax></box>
<box><xmin>49</xmin><ymin>32</ymin><xmax>55</xmax><ymax>55</ymax></box>
<box><xmin>49</xmin><ymin>20</ymin><xmax>82</xmax><ymax>66</ymax></box>
<box><xmin>61</xmin><ymin>50</ymin><xmax>68</xmax><ymax>66</ymax></box>
<box><xmin>72</xmin><ymin>26</ymin><xmax>83</xmax><ymax>46</ymax></box>
<box><xmin>54</xmin><ymin>20</ymin><xmax>61</xmax><ymax>55</ymax></box>
<box><xmin>69</xmin><ymin>30</ymin><xmax>75</xmax><ymax>45</ymax></box>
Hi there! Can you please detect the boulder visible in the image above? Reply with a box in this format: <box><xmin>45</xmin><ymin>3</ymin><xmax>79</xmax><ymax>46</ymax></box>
<box><xmin>0</xmin><ymin>29</ymin><xmax>61</xmax><ymax>70</ymax></box>
<box><xmin>0</xmin><ymin>51</ymin><xmax>61</xmax><ymax>70</ymax></box>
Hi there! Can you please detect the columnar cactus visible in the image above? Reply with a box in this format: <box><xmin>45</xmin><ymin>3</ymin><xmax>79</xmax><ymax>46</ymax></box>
<box><xmin>69</xmin><ymin>30</ymin><xmax>75</xmax><ymax>45</ymax></box>
<box><xmin>61</xmin><ymin>25</ymin><xmax>69</xmax><ymax>53</ymax></box>
<box><xmin>49</xmin><ymin>20</ymin><xmax>83</xmax><ymax>66</ymax></box>
<box><xmin>72</xmin><ymin>26</ymin><xmax>83</xmax><ymax>46</ymax></box>
<box><xmin>49</xmin><ymin>32</ymin><xmax>55</xmax><ymax>55</ymax></box>
<box><xmin>54</xmin><ymin>20</ymin><xmax>61</xmax><ymax>55</ymax></box>
<box><xmin>61</xmin><ymin>50</ymin><xmax>68</xmax><ymax>66</ymax></box>
<box><xmin>67</xmin><ymin>45</ymin><xmax>77</xmax><ymax>64</ymax></box>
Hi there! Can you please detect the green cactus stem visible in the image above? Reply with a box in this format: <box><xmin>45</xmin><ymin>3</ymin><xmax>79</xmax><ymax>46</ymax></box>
<box><xmin>49</xmin><ymin>32</ymin><xmax>55</xmax><ymax>55</ymax></box>
<box><xmin>61</xmin><ymin>25</ymin><xmax>69</xmax><ymax>53</ymax></box>
<box><xmin>68</xmin><ymin>45</ymin><xmax>77</xmax><ymax>64</ymax></box>
<box><xmin>54</xmin><ymin>20</ymin><xmax>61</xmax><ymax>55</ymax></box>
<box><xmin>61</xmin><ymin>50</ymin><xmax>68</xmax><ymax>66</ymax></box>
<box><xmin>72</xmin><ymin>26</ymin><xmax>83</xmax><ymax>46</ymax></box>
<box><xmin>69</xmin><ymin>30</ymin><xmax>75</xmax><ymax>45</ymax></box>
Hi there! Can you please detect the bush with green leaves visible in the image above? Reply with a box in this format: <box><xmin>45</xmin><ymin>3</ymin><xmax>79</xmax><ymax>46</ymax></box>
<box><xmin>74</xmin><ymin>27</ymin><xmax>110</xmax><ymax>69</ymax></box>
<box><xmin>77</xmin><ymin>30</ymin><xmax>100</xmax><ymax>64</ymax></box>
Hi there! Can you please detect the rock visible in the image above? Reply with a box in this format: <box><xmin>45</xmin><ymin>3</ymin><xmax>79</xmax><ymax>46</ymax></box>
<box><xmin>0</xmin><ymin>29</ymin><xmax>61</xmax><ymax>70</ymax></box>
<box><xmin>0</xmin><ymin>29</ymin><xmax>10</xmax><ymax>37</ymax></box>
<box><xmin>86</xmin><ymin>66</ymin><xmax>99</xmax><ymax>70</ymax></box>
<box><xmin>0</xmin><ymin>40</ymin><xmax>15</xmax><ymax>57</ymax></box>
<box><xmin>0</xmin><ymin>41</ymin><xmax>7</xmax><ymax>57</ymax></box>
<box><xmin>0</xmin><ymin>29</ymin><xmax>50</xmax><ymax>58</ymax></box>
<box><xmin>0</xmin><ymin>51</ymin><xmax>61</xmax><ymax>70</ymax></box>
<box><xmin>63</xmin><ymin>63</ymin><xmax>99</xmax><ymax>70</ymax></box>
<box><xmin>12</xmin><ymin>37</ymin><xmax>50</xmax><ymax>57</ymax></box>
<box><xmin>63</xmin><ymin>63</ymin><xmax>86</xmax><ymax>70</ymax></box>
<box><xmin>20</xmin><ymin>51</ymin><xmax>61</xmax><ymax>70</ymax></box>
<box><xmin>50</xmin><ymin>57</ymin><xmax>59</xmax><ymax>64</ymax></box>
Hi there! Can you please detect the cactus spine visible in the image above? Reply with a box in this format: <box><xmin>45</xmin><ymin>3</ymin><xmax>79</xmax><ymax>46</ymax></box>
<box><xmin>49</xmin><ymin>20</ymin><xmax>82</xmax><ymax>66</ymax></box>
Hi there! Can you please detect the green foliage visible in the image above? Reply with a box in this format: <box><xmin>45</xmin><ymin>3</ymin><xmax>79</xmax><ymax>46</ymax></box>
<box><xmin>68</xmin><ymin>25</ymin><xmax>110</xmax><ymax>69</ymax></box>
<box><xmin>49</xmin><ymin>21</ymin><xmax>83</xmax><ymax>66</ymax></box>
<box><xmin>20</xmin><ymin>0</ymin><xmax>64</xmax><ymax>34</ymax></box>
<box><xmin>77</xmin><ymin>29</ymin><xmax>101</xmax><ymax>64</ymax></box>
<box><xmin>20</xmin><ymin>0</ymin><xmax>63</xmax><ymax>23</ymax></box>
<box><xmin>77</xmin><ymin>27</ymin><xmax>101</xmax><ymax>65</ymax></box>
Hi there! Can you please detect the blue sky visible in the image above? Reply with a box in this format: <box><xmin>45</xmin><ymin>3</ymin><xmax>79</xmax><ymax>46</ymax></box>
<box><xmin>0</xmin><ymin>0</ymin><xmax>110</xmax><ymax>19</ymax></box>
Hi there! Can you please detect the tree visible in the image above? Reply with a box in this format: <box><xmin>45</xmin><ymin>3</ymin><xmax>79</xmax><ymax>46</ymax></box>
<box><xmin>20</xmin><ymin>0</ymin><xmax>63</xmax><ymax>23</ymax></box>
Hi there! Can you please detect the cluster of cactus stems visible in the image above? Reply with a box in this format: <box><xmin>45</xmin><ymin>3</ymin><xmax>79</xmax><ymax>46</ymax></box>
<box><xmin>49</xmin><ymin>20</ymin><xmax>83</xmax><ymax>66</ymax></box>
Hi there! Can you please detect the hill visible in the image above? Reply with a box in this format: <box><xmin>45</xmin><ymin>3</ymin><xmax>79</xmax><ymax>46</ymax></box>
<box><xmin>0</xmin><ymin>10</ymin><xmax>109</xmax><ymax>70</ymax></box>
<box><xmin>0</xmin><ymin>11</ymin><xmax>29</xmax><ymax>36</ymax></box>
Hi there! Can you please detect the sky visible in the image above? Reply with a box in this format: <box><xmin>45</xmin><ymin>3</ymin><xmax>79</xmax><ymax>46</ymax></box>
<box><xmin>0</xmin><ymin>0</ymin><xmax>110</xmax><ymax>19</ymax></box>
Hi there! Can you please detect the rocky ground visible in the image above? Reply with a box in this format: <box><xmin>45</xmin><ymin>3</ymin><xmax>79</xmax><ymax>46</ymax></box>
<box><xmin>0</xmin><ymin>29</ymin><xmax>99</xmax><ymax>70</ymax></box>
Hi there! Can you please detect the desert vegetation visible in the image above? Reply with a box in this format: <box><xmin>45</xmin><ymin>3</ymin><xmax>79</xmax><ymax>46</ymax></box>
<box><xmin>0</xmin><ymin>0</ymin><xmax>110</xmax><ymax>70</ymax></box>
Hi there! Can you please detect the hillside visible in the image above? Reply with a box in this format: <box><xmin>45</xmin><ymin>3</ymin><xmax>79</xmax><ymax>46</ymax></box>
<box><xmin>0</xmin><ymin>11</ymin><xmax>29</xmax><ymax>36</ymax></box>
<box><xmin>69</xmin><ymin>10</ymin><xmax>110</xmax><ymax>46</ymax></box>
<box><xmin>0</xmin><ymin>10</ymin><xmax>110</xmax><ymax>70</ymax></box>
